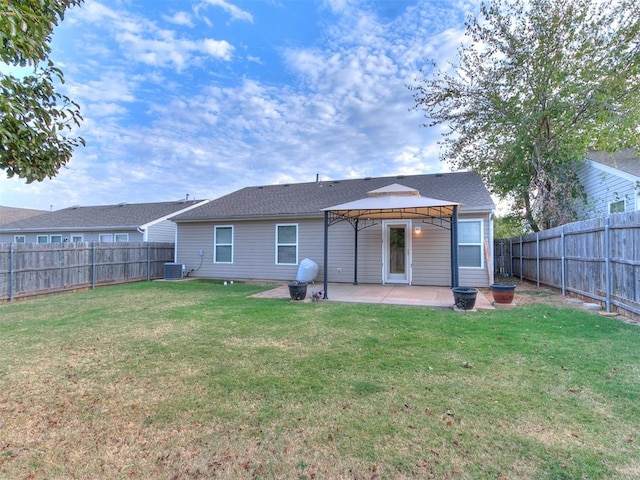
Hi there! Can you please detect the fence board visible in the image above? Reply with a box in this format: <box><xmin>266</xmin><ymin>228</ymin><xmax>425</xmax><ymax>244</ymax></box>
<box><xmin>495</xmin><ymin>211</ymin><xmax>640</xmax><ymax>320</ymax></box>
<box><xmin>0</xmin><ymin>242</ymin><xmax>174</xmax><ymax>301</ymax></box>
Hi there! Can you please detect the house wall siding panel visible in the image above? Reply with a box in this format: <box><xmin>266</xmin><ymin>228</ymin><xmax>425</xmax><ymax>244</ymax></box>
<box><xmin>176</xmin><ymin>212</ymin><xmax>493</xmax><ymax>287</ymax></box>
<box><xmin>146</xmin><ymin>220</ymin><xmax>177</xmax><ymax>242</ymax></box>
<box><xmin>576</xmin><ymin>162</ymin><xmax>637</xmax><ymax>219</ymax></box>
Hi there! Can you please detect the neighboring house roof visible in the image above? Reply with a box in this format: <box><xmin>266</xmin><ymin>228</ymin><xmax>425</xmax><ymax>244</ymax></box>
<box><xmin>0</xmin><ymin>206</ymin><xmax>48</xmax><ymax>226</ymax></box>
<box><xmin>0</xmin><ymin>200</ymin><xmax>209</xmax><ymax>233</ymax></box>
<box><xmin>172</xmin><ymin>172</ymin><xmax>494</xmax><ymax>222</ymax></box>
<box><xmin>586</xmin><ymin>149</ymin><xmax>640</xmax><ymax>178</ymax></box>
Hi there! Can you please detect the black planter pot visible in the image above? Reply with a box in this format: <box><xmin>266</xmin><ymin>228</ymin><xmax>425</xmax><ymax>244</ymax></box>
<box><xmin>288</xmin><ymin>282</ymin><xmax>308</xmax><ymax>301</ymax></box>
<box><xmin>490</xmin><ymin>284</ymin><xmax>516</xmax><ymax>304</ymax></box>
<box><xmin>452</xmin><ymin>287</ymin><xmax>478</xmax><ymax>310</ymax></box>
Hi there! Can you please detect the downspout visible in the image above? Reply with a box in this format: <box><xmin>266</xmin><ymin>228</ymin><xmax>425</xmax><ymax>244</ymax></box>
<box><xmin>323</xmin><ymin>211</ymin><xmax>329</xmax><ymax>299</ymax></box>
<box><xmin>136</xmin><ymin>227</ymin><xmax>148</xmax><ymax>241</ymax></box>
<box><xmin>353</xmin><ymin>218</ymin><xmax>358</xmax><ymax>285</ymax></box>
<box><xmin>451</xmin><ymin>205</ymin><xmax>459</xmax><ymax>287</ymax></box>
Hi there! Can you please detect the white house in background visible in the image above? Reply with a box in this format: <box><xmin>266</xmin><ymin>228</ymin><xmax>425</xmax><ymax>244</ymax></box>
<box><xmin>0</xmin><ymin>200</ymin><xmax>209</xmax><ymax>244</ymax></box>
<box><xmin>574</xmin><ymin>149</ymin><xmax>640</xmax><ymax>220</ymax></box>
<box><xmin>171</xmin><ymin>172</ymin><xmax>496</xmax><ymax>288</ymax></box>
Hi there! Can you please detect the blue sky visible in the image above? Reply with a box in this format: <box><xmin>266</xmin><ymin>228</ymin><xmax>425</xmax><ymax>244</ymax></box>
<box><xmin>1</xmin><ymin>0</ymin><xmax>479</xmax><ymax>211</ymax></box>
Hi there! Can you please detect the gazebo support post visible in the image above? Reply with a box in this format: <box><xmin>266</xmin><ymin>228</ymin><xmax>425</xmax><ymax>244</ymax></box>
<box><xmin>353</xmin><ymin>218</ymin><xmax>358</xmax><ymax>285</ymax></box>
<box><xmin>323</xmin><ymin>210</ymin><xmax>329</xmax><ymax>299</ymax></box>
<box><xmin>451</xmin><ymin>205</ymin><xmax>459</xmax><ymax>287</ymax></box>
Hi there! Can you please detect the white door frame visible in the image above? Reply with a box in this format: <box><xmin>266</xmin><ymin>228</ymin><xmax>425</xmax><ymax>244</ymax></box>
<box><xmin>382</xmin><ymin>220</ymin><xmax>412</xmax><ymax>285</ymax></box>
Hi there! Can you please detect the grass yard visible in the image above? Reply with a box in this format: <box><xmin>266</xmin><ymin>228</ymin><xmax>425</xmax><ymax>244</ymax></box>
<box><xmin>0</xmin><ymin>280</ymin><xmax>639</xmax><ymax>479</ymax></box>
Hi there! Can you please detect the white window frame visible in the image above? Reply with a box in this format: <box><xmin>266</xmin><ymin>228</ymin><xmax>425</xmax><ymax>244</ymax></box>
<box><xmin>214</xmin><ymin>225</ymin><xmax>234</xmax><ymax>263</ymax></box>
<box><xmin>99</xmin><ymin>234</ymin><xmax>113</xmax><ymax>243</ymax></box>
<box><xmin>458</xmin><ymin>219</ymin><xmax>484</xmax><ymax>269</ymax></box>
<box><xmin>275</xmin><ymin>223</ymin><xmax>298</xmax><ymax>265</ymax></box>
<box><xmin>50</xmin><ymin>235</ymin><xmax>63</xmax><ymax>243</ymax></box>
<box><xmin>114</xmin><ymin>233</ymin><xmax>129</xmax><ymax>242</ymax></box>
<box><xmin>71</xmin><ymin>234</ymin><xmax>84</xmax><ymax>243</ymax></box>
<box><xmin>609</xmin><ymin>199</ymin><xmax>625</xmax><ymax>214</ymax></box>
<box><xmin>37</xmin><ymin>235</ymin><xmax>48</xmax><ymax>244</ymax></box>
<box><xmin>14</xmin><ymin>235</ymin><xmax>26</xmax><ymax>243</ymax></box>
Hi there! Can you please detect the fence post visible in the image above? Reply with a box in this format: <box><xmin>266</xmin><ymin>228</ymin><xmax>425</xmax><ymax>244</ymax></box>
<box><xmin>509</xmin><ymin>238</ymin><xmax>513</xmax><ymax>277</ymax></box>
<box><xmin>9</xmin><ymin>243</ymin><xmax>15</xmax><ymax>302</ymax></box>
<box><xmin>91</xmin><ymin>242</ymin><xmax>96</xmax><ymax>289</ymax></box>
<box><xmin>560</xmin><ymin>228</ymin><xmax>566</xmax><ymax>296</ymax></box>
<box><xmin>147</xmin><ymin>242</ymin><xmax>151</xmax><ymax>282</ymax></box>
<box><xmin>536</xmin><ymin>233</ymin><xmax>540</xmax><ymax>287</ymax></box>
<box><xmin>519</xmin><ymin>236</ymin><xmax>523</xmax><ymax>281</ymax></box>
<box><xmin>604</xmin><ymin>217</ymin><xmax>611</xmax><ymax>313</ymax></box>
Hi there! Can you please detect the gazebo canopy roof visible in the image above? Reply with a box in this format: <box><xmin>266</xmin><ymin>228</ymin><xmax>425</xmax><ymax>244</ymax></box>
<box><xmin>322</xmin><ymin>183</ymin><xmax>460</xmax><ymax>219</ymax></box>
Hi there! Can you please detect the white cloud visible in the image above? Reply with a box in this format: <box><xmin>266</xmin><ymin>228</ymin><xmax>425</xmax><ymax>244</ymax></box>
<box><xmin>164</xmin><ymin>11</ymin><xmax>194</xmax><ymax>27</ymax></box>
<box><xmin>200</xmin><ymin>0</ymin><xmax>254</xmax><ymax>23</ymax></box>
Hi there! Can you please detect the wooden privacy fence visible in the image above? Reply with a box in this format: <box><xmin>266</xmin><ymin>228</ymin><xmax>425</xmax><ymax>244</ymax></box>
<box><xmin>495</xmin><ymin>210</ymin><xmax>640</xmax><ymax>319</ymax></box>
<box><xmin>0</xmin><ymin>242</ymin><xmax>175</xmax><ymax>301</ymax></box>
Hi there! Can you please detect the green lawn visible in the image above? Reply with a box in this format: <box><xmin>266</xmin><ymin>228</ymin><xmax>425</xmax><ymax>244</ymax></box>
<box><xmin>0</xmin><ymin>280</ymin><xmax>638</xmax><ymax>479</ymax></box>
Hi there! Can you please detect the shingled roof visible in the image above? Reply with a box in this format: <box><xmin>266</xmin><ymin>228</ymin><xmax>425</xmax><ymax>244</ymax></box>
<box><xmin>587</xmin><ymin>149</ymin><xmax>640</xmax><ymax>178</ymax></box>
<box><xmin>172</xmin><ymin>171</ymin><xmax>494</xmax><ymax>222</ymax></box>
<box><xmin>0</xmin><ymin>206</ymin><xmax>48</xmax><ymax>226</ymax></box>
<box><xmin>0</xmin><ymin>200</ymin><xmax>208</xmax><ymax>232</ymax></box>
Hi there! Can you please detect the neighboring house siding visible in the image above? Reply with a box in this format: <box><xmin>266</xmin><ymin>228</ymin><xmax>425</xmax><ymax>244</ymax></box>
<box><xmin>0</xmin><ymin>230</ymin><xmax>143</xmax><ymax>243</ymax></box>
<box><xmin>146</xmin><ymin>219</ymin><xmax>177</xmax><ymax>242</ymax></box>
<box><xmin>575</xmin><ymin>161</ymin><xmax>639</xmax><ymax>219</ymax></box>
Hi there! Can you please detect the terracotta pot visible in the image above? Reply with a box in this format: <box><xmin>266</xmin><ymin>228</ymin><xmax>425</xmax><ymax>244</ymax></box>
<box><xmin>490</xmin><ymin>284</ymin><xmax>516</xmax><ymax>304</ymax></box>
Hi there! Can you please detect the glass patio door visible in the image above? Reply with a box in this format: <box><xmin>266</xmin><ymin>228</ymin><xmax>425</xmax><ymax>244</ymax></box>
<box><xmin>383</xmin><ymin>220</ymin><xmax>411</xmax><ymax>284</ymax></box>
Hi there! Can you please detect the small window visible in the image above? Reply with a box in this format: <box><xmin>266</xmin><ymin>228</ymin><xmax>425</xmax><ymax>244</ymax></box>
<box><xmin>458</xmin><ymin>220</ymin><xmax>483</xmax><ymax>268</ymax></box>
<box><xmin>114</xmin><ymin>233</ymin><xmax>129</xmax><ymax>242</ymax></box>
<box><xmin>276</xmin><ymin>224</ymin><xmax>298</xmax><ymax>265</ymax></box>
<box><xmin>14</xmin><ymin>235</ymin><xmax>26</xmax><ymax>244</ymax></box>
<box><xmin>99</xmin><ymin>234</ymin><xmax>113</xmax><ymax>243</ymax></box>
<box><xmin>37</xmin><ymin>235</ymin><xmax>48</xmax><ymax>244</ymax></box>
<box><xmin>71</xmin><ymin>235</ymin><xmax>84</xmax><ymax>243</ymax></box>
<box><xmin>609</xmin><ymin>200</ymin><xmax>625</xmax><ymax>214</ymax></box>
<box><xmin>50</xmin><ymin>235</ymin><xmax>63</xmax><ymax>243</ymax></box>
<box><xmin>214</xmin><ymin>226</ymin><xmax>233</xmax><ymax>263</ymax></box>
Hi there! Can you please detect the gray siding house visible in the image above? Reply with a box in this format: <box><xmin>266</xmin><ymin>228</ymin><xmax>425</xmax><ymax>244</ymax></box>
<box><xmin>575</xmin><ymin>149</ymin><xmax>640</xmax><ymax>219</ymax></box>
<box><xmin>0</xmin><ymin>200</ymin><xmax>209</xmax><ymax>244</ymax></box>
<box><xmin>171</xmin><ymin>172</ymin><xmax>496</xmax><ymax>287</ymax></box>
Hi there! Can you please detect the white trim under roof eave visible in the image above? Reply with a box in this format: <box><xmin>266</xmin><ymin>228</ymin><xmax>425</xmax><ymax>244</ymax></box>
<box><xmin>142</xmin><ymin>199</ymin><xmax>211</xmax><ymax>229</ymax></box>
<box><xmin>586</xmin><ymin>158</ymin><xmax>640</xmax><ymax>183</ymax></box>
<box><xmin>173</xmin><ymin>213</ymin><xmax>323</xmax><ymax>223</ymax></box>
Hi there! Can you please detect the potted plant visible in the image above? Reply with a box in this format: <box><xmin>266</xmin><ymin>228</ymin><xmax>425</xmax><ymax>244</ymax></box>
<box><xmin>490</xmin><ymin>283</ymin><xmax>516</xmax><ymax>304</ymax></box>
<box><xmin>288</xmin><ymin>281</ymin><xmax>308</xmax><ymax>300</ymax></box>
<box><xmin>452</xmin><ymin>286</ymin><xmax>478</xmax><ymax>310</ymax></box>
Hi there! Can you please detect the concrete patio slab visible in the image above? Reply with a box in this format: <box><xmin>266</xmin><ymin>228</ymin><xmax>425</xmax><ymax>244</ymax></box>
<box><xmin>252</xmin><ymin>283</ymin><xmax>494</xmax><ymax>310</ymax></box>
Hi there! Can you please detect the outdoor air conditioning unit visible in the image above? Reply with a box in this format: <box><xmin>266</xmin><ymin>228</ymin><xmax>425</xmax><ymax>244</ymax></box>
<box><xmin>164</xmin><ymin>262</ymin><xmax>185</xmax><ymax>280</ymax></box>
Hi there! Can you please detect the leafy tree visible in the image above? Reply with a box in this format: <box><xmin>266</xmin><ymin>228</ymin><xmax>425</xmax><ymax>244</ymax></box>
<box><xmin>0</xmin><ymin>0</ymin><xmax>84</xmax><ymax>183</ymax></box>
<box><xmin>493</xmin><ymin>214</ymin><xmax>529</xmax><ymax>239</ymax></box>
<box><xmin>412</xmin><ymin>0</ymin><xmax>640</xmax><ymax>231</ymax></box>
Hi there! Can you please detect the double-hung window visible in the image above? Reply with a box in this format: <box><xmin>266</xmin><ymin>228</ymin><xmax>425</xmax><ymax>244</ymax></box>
<box><xmin>214</xmin><ymin>226</ymin><xmax>233</xmax><ymax>263</ymax></box>
<box><xmin>276</xmin><ymin>224</ymin><xmax>298</xmax><ymax>265</ymax></box>
<box><xmin>458</xmin><ymin>219</ymin><xmax>483</xmax><ymax>268</ymax></box>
